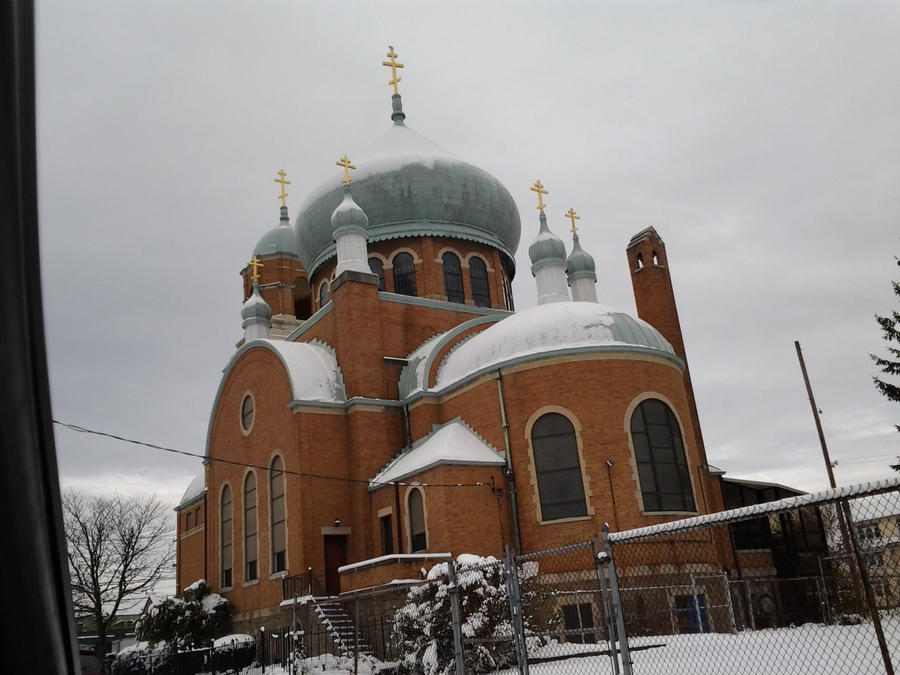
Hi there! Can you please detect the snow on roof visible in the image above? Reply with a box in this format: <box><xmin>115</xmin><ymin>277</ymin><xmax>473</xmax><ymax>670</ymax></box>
<box><xmin>369</xmin><ymin>419</ymin><xmax>505</xmax><ymax>489</ymax></box>
<box><xmin>436</xmin><ymin>302</ymin><xmax>677</xmax><ymax>389</ymax></box>
<box><xmin>178</xmin><ymin>470</ymin><xmax>206</xmax><ymax>507</ymax></box>
<box><xmin>723</xmin><ymin>476</ymin><xmax>805</xmax><ymax>495</ymax></box>
<box><xmin>249</xmin><ymin>339</ymin><xmax>345</xmax><ymax>403</ymax></box>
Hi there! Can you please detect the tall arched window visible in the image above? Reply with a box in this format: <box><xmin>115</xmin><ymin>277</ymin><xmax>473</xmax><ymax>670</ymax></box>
<box><xmin>469</xmin><ymin>257</ymin><xmax>491</xmax><ymax>307</ymax></box>
<box><xmin>220</xmin><ymin>485</ymin><xmax>233</xmax><ymax>587</ymax></box>
<box><xmin>531</xmin><ymin>413</ymin><xmax>587</xmax><ymax>521</ymax></box>
<box><xmin>442</xmin><ymin>252</ymin><xmax>464</xmax><ymax>303</ymax></box>
<box><xmin>318</xmin><ymin>281</ymin><xmax>329</xmax><ymax>308</ymax></box>
<box><xmin>630</xmin><ymin>399</ymin><xmax>695</xmax><ymax>512</ymax></box>
<box><xmin>408</xmin><ymin>488</ymin><xmax>426</xmax><ymax>552</ymax></box>
<box><xmin>369</xmin><ymin>257</ymin><xmax>385</xmax><ymax>291</ymax></box>
<box><xmin>270</xmin><ymin>456</ymin><xmax>286</xmax><ymax>573</ymax></box>
<box><xmin>243</xmin><ymin>472</ymin><xmax>257</xmax><ymax>581</ymax></box>
<box><xmin>392</xmin><ymin>253</ymin><xmax>417</xmax><ymax>296</ymax></box>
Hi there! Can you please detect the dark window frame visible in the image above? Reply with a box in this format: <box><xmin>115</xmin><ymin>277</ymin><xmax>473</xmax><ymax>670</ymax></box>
<box><xmin>408</xmin><ymin>489</ymin><xmax>426</xmax><ymax>552</ymax></box>
<box><xmin>630</xmin><ymin>398</ymin><xmax>696</xmax><ymax>512</ymax></box>
<box><xmin>392</xmin><ymin>252</ymin><xmax>417</xmax><ymax>296</ymax></box>
<box><xmin>220</xmin><ymin>484</ymin><xmax>233</xmax><ymax>588</ymax></box>
<box><xmin>469</xmin><ymin>256</ymin><xmax>491</xmax><ymax>307</ymax></box>
<box><xmin>270</xmin><ymin>456</ymin><xmax>286</xmax><ymax>573</ymax></box>
<box><xmin>243</xmin><ymin>472</ymin><xmax>258</xmax><ymax>582</ymax></box>
<box><xmin>442</xmin><ymin>252</ymin><xmax>464</xmax><ymax>303</ymax></box>
<box><xmin>369</xmin><ymin>257</ymin><xmax>385</xmax><ymax>291</ymax></box>
<box><xmin>531</xmin><ymin>412</ymin><xmax>588</xmax><ymax>521</ymax></box>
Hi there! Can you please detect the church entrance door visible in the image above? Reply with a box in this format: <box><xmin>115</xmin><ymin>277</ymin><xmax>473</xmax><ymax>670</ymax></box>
<box><xmin>323</xmin><ymin>535</ymin><xmax>347</xmax><ymax>596</ymax></box>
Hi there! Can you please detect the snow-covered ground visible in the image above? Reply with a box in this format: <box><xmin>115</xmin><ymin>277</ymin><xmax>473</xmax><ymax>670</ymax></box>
<box><xmin>212</xmin><ymin>616</ymin><xmax>898</xmax><ymax>673</ymax></box>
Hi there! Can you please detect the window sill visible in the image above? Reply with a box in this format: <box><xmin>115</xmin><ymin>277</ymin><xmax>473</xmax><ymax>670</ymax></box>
<box><xmin>537</xmin><ymin>515</ymin><xmax>592</xmax><ymax>526</ymax></box>
<box><xmin>640</xmin><ymin>510</ymin><xmax>699</xmax><ymax>517</ymax></box>
<box><xmin>242</xmin><ymin>578</ymin><xmax>259</xmax><ymax>588</ymax></box>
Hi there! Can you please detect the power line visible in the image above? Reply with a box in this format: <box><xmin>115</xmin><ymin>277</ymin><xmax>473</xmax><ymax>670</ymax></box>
<box><xmin>52</xmin><ymin>420</ymin><xmax>494</xmax><ymax>490</ymax></box>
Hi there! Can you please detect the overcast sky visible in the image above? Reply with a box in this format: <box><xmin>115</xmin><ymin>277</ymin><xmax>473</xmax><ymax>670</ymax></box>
<box><xmin>36</xmin><ymin>1</ymin><xmax>899</xmax><ymax>511</ymax></box>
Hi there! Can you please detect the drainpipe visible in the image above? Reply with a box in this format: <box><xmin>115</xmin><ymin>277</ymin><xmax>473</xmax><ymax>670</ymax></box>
<box><xmin>496</xmin><ymin>371</ymin><xmax>522</xmax><ymax>554</ymax></box>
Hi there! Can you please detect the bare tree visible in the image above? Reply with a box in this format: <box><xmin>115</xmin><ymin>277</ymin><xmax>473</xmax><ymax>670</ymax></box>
<box><xmin>63</xmin><ymin>491</ymin><xmax>174</xmax><ymax>666</ymax></box>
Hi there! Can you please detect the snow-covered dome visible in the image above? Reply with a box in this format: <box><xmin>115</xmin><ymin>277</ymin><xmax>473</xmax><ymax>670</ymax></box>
<box><xmin>436</xmin><ymin>303</ymin><xmax>678</xmax><ymax>389</ymax></box>
<box><xmin>331</xmin><ymin>188</ymin><xmax>369</xmax><ymax>233</ymax></box>
<box><xmin>296</xmin><ymin>120</ymin><xmax>521</xmax><ymax>278</ymax></box>
<box><xmin>254</xmin><ymin>206</ymin><xmax>299</xmax><ymax>258</ymax></box>
<box><xmin>528</xmin><ymin>212</ymin><xmax>566</xmax><ymax>269</ymax></box>
<box><xmin>179</xmin><ymin>470</ymin><xmax>206</xmax><ymax>507</ymax></box>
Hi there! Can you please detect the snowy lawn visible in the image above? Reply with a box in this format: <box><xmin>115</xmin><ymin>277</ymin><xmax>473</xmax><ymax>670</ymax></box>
<box><xmin>213</xmin><ymin>617</ymin><xmax>898</xmax><ymax>673</ymax></box>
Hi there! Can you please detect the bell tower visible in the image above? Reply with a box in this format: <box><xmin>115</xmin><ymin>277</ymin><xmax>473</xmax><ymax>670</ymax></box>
<box><xmin>627</xmin><ymin>227</ymin><xmax>711</xmax><ymax>478</ymax></box>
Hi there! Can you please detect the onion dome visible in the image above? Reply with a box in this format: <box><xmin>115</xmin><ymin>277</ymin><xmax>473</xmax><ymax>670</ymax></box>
<box><xmin>566</xmin><ymin>232</ymin><xmax>597</xmax><ymax>281</ymax></box>
<box><xmin>330</xmin><ymin>186</ymin><xmax>369</xmax><ymax>236</ymax></box>
<box><xmin>295</xmin><ymin>119</ymin><xmax>521</xmax><ymax>278</ymax></box>
<box><xmin>254</xmin><ymin>206</ymin><xmax>299</xmax><ymax>258</ymax></box>
<box><xmin>241</xmin><ymin>280</ymin><xmax>272</xmax><ymax>325</ymax></box>
<box><xmin>528</xmin><ymin>211</ymin><xmax>566</xmax><ymax>269</ymax></box>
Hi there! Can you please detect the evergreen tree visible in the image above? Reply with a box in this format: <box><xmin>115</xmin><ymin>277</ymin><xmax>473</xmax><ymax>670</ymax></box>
<box><xmin>871</xmin><ymin>261</ymin><xmax>900</xmax><ymax>441</ymax></box>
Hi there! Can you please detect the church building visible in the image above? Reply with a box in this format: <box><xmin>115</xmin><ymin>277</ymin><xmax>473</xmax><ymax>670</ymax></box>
<box><xmin>175</xmin><ymin>48</ymin><xmax>730</xmax><ymax>632</ymax></box>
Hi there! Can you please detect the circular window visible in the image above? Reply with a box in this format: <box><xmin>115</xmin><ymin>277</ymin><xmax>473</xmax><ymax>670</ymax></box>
<box><xmin>240</xmin><ymin>394</ymin><xmax>255</xmax><ymax>433</ymax></box>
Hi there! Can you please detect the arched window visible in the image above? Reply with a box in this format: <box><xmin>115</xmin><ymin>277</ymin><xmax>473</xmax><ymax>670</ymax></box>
<box><xmin>369</xmin><ymin>257</ymin><xmax>385</xmax><ymax>291</ymax></box>
<box><xmin>270</xmin><ymin>456</ymin><xmax>286</xmax><ymax>573</ymax></box>
<box><xmin>636</xmin><ymin>253</ymin><xmax>644</xmax><ymax>270</ymax></box>
<box><xmin>531</xmin><ymin>413</ymin><xmax>588</xmax><ymax>521</ymax></box>
<box><xmin>630</xmin><ymin>399</ymin><xmax>695</xmax><ymax>512</ymax></box>
<box><xmin>442</xmin><ymin>252</ymin><xmax>464</xmax><ymax>303</ymax></box>
<box><xmin>318</xmin><ymin>281</ymin><xmax>329</xmax><ymax>308</ymax></box>
<box><xmin>220</xmin><ymin>485</ymin><xmax>233</xmax><ymax>587</ymax></box>
<box><xmin>652</xmin><ymin>250</ymin><xmax>660</xmax><ymax>266</ymax></box>
<box><xmin>501</xmin><ymin>273</ymin><xmax>514</xmax><ymax>311</ymax></box>
<box><xmin>392</xmin><ymin>253</ymin><xmax>417</xmax><ymax>296</ymax></box>
<box><xmin>408</xmin><ymin>488</ymin><xmax>426</xmax><ymax>552</ymax></box>
<box><xmin>243</xmin><ymin>473</ymin><xmax>257</xmax><ymax>581</ymax></box>
<box><xmin>469</xmin><ymin>257</ymin><xmax>491</xmax><ymax>307</ymax></box>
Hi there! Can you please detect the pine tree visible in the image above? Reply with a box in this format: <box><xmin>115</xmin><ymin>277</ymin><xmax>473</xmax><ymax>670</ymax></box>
<box><xmin>872</xmin><ymin>261</ymin><xmax>900</xmax><ymax>440</ymax></box>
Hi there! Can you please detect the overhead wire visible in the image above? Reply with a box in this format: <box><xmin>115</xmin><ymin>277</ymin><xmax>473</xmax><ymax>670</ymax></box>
<box><xmin>52</xmin><ymin>420</ymin><xmax>495</xmax><ymax>490</ymax></box>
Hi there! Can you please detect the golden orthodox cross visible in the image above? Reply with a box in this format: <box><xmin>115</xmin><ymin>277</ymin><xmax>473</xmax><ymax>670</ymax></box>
<box><xmin>565</xmin><ymin>208</ymin><xmax>580</xmax><ymax>234</ymax></box>
<box><xmin>530</xmin><ymin>180</ymin><xmax>549</xmax><ymax>211</ymax></box>
<box><xmin>274</xmin><ymin>170</ymin><xmax>291</xmax><ymax>206</ymax></box>
<box><xmin>382</xmin><ymin>46</ymin><xmax>404</xmax><ymax>95</ymax></box>
<box><xmin>247</xmin><ymin>255</ymin><xmax>264</xmax><ymax>282</ymax></box>
<box><xmin>336</xmin><ymin>155</ymin><xmax>356</xmax><ymax>184</ymax></box>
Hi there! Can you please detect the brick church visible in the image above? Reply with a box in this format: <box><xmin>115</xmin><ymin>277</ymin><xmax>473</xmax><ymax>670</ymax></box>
<box><xmin>174</xmin><ymin>50</ymin><xmax>733</xmax><ymax>631</ymax></box>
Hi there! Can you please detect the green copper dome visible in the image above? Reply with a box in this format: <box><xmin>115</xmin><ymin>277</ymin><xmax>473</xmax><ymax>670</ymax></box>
<box><xmin>528</xmin><ymin>212</ymin><xmax>566</xmax><ymax>269</ymax></box>
<box><xmin>566</xmin><ymin>233</ymin><xmax>596</xmax><ymax>280</ymax></box>
<box><xmin>254</xmin><ymin>206</ymin><xmax>299</xmax><ymax>258</ymax></box>
<box><xmin>295</xmin><ymin>121</ymin><xmax>521</xmax><ymax>278</ymax></box>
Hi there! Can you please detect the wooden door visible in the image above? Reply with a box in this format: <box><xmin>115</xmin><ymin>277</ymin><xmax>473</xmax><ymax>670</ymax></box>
<box><xmin>323</xmin><ymin>535</ymin><xmax>347</xmax><ymax>596</ymax></box>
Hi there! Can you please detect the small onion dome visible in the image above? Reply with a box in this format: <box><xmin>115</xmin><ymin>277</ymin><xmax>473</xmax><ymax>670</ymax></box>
<box><xmin>254</xmin><ymin>206</ymin><xmax>299</xmax><ymax>257</ymax></box>
<box><xmin>241</xmin><ymin>280</ymin><xmax>272</xmax><ymax>324</ymax></box>
<box><xmin>566</xmin><ymin>233</ymin><xmax>597</xmax><ymax>281</ymax></box>
<box><xmin>330</xmin><ymin>186</ymin><xmax>369</xmax><ymax>236</ymax></box>
<box><xmin>528</xmin><ymin>211</ymin><xmax>566</xmax><ymax>268</ymax></box>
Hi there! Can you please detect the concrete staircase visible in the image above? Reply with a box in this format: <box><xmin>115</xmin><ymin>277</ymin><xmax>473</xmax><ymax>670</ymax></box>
<box><xmin>312</xmin><ymin>597</ymin><xmax>373</xmax><ymax>658</ymax></box>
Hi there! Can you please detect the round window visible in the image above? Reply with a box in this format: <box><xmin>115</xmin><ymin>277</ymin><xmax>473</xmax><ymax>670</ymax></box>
<box><xmin>240</xmin><ymin>394</ymin><xmax>255</xmax><ymax>432</ymax></box>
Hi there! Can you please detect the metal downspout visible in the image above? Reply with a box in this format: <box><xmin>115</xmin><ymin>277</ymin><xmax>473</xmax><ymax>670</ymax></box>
<box><xmin>496</xmin><ymin>371</ymin><xmax>522</xmax><ymax>554</ymax></box>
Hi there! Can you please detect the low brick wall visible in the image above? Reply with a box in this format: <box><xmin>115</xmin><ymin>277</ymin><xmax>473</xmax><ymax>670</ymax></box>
<box><xmin>338</xmin><ymin>553</ymin><xmax>451</xmax><ymax>591</ymax></box>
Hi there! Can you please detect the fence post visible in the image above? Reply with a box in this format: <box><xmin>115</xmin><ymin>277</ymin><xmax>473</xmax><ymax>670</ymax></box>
<box><xmin>840</xmin><ymin>499</ymin><xmax>894</xmax><ymax>675</ymax></box>
<box><xmin>601</xmin><ymin>524</ymin><xmax>633</xmax><ymax>675</ymax></box>
<box><xmin>447</xmin><ymin>558</ymin><xmax>466</xmax><ymax>675</ymax></box>
<box><xmin>592</xmin><ymin>533</ymin><xmax>621</xmax><ymax>675</ymax></box>
<box><xmin>504</xmin><ymin>546</ymin><xmax>530</xmax><ymax>675</ymax></box>
<box><xmin>353</xmin><ymin>591</ymin><xmax>360</xmax><ymax>675</ymax></box>
<box><xmin>689</xmin><ymin>573</ymin><xmax>705</xmax><ymax>634</ymax></box>
<box><xmin>722</xmin><ymin>572</ymin><xmax>737</xmax><ymax>633</ymax></box>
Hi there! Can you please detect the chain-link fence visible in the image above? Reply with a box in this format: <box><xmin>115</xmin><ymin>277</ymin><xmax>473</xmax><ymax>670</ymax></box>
<box><xmin>602</xmin><ymin>478</ymin><xmax>900</xmax><ymax>675</ymax></box>
<box><xmin>125</xmin><ymin>479</ymin><xmax>898</xmax><ymax>673</ymax></box>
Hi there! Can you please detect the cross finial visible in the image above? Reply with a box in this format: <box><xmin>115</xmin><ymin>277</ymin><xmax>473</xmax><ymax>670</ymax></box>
<box><xmin>336</xmin><ymin>155</ymin><xmax>356</xmax><ymax>184</ymax></box>
<box><xmin>247</xmin><ymin>255</ymin><xmax>264</xmax><ymax>282</ymax></box>
<box><xmin>565</xmin><ymin>208</ymin><xmax>580</xmax><ymax>234</ymax></box>
<box><xmin>274</xmin><ymin>170</ymin><xmax>291</xmax><ymax>206</ymax></box>
<box><xmin>382</xmin><ymin>46</ymin><xmax>404</xmax><ymax>95</ymax></box>
<box><xmin>530</xmin><ymin>180</ymin><xmax>549</xmax><ymax>212</ymax></box>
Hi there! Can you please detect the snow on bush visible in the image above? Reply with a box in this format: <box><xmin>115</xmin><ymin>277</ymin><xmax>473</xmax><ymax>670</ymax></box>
<box><xmin>136</xmin><ymin>579</ymin><xmax>231</xmax><ymax>650</ymax></box>
<box><xmin>391</xmin><ymin>554</ymin><xmax>546</xmax><ymax>674</ymax></box>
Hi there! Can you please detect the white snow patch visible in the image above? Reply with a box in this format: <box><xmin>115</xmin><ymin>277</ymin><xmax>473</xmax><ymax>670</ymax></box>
<box><xmin>369</xmin><ymin>420</ymin><xmax>504</xmax><ymax>487</ymax></box>
<box><xmin>244</xmin><ymin>339</ymin><xmax>345</xmax><ymax>403</ymax></box>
